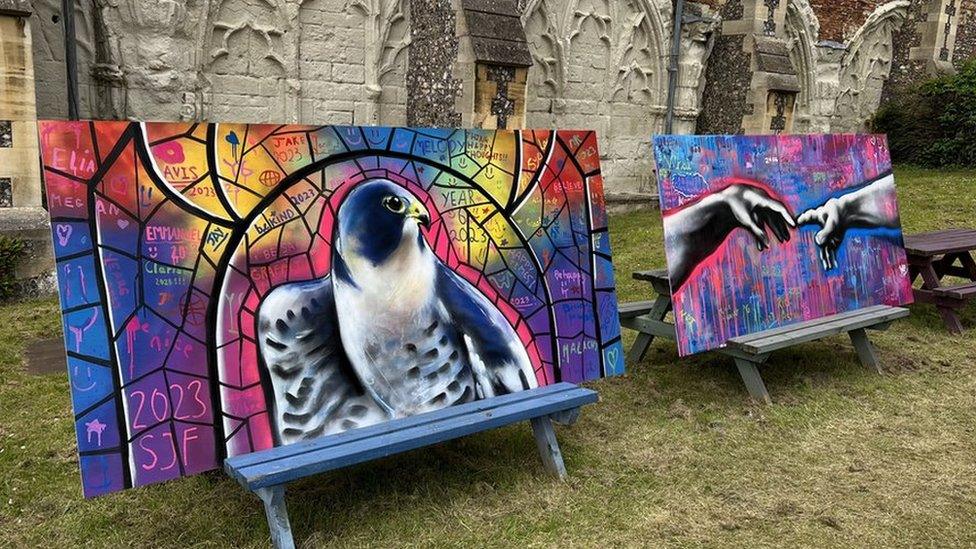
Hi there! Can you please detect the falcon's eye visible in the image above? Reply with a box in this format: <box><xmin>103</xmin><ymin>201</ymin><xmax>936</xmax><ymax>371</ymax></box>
<box><xmin>382</xmin><ymin>195</ymin><xmax>406</xmax><ymax>214</ymax></box>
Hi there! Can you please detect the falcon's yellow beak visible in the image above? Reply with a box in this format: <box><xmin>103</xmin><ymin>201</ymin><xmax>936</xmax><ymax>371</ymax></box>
<box><xmin>407</xmin><ymin>201</ymin><xmax>431</xmax><ymax>228</ymax></box>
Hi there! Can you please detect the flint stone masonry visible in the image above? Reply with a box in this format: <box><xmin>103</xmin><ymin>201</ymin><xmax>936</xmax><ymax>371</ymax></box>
<box><xmin>408</xmin><ymin>0</ymin><xmax>462</xmax><ymax>126</ymax></box>
<box><xmin>957</xmin><ymin>0</ymin><xmax>976</xmax><ymax>65</ymax></box>
<box><xmin>700</xmin><ymin>0</ymin><xmax>953</xmax><ymax>134</ymax></box>
<box><xmin>881</xmin><ymin>0</ymin><xmax>951</xmax><ymax>103</ymax></box>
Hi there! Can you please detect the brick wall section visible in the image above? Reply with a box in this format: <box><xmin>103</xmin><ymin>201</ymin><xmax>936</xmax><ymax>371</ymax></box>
<box><xmin>810</xmin><ymin>0</ymin><xmax>887</xmax><ymax>42</ymax></box>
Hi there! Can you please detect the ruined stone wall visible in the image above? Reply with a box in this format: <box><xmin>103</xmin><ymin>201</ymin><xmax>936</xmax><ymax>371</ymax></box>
<box><xmin>953</xmin><ymin>0</ymin><xmax>976</xmax><ymax>65</ymax></box>
<box><xmin>882</xmin><ymin>0</ymin><xmax>963</xmax><ymax>102</ymax></box>
<box><xmin>522</xmin><ymin>0</ymin><xmax>717</xmax><ymax>194</ymax></box>
<box><xmin>29</xmin><ymin>0</ymin><xmax>410</xmax><ymax>126</ymax></box>
<box><xmin>28</xmin><ymin>0</ymin><xmax>96</xmax><ymax>119</ymax></box>
<box><xmin>792</xmin><ymin>0</ymin><xmax>910</xmax><ymax>133</ymax></box>
<box><xmin>23</xmin><ymin>0</ymin><xmax>975</xmax><ymax>198</ymax></box>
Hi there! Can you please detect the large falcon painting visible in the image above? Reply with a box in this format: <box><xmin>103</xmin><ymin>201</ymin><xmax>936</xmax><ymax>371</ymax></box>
<box><xmin>40</xmin><ymin>121</ymin><xmax>625</xmax><ymax>497</ymax></box>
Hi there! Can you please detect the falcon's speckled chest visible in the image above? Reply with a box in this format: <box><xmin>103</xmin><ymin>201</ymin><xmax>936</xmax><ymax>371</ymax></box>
<box><xmin>333</xmin><ymin>227</ymin><xmax>477</xmax><ymax>417</ymax></box>
<box><xmin>347</xmin><ymin>305</ymin><xmax>477</xmax><ymax>417</ymax></box>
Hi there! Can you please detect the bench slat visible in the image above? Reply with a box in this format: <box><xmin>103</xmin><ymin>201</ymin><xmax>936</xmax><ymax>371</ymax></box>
<box><xmin>226</xmin><ymin>382</ymin><xmax>581</xmax><ymax>471</ymax></box>
<box><xmin>932</xmin><ymin>282</ymin><xmax>976</xmax><ymax>300</ymax></box>
<box><xmin>733</xmin><ymin>308</ymin><xmax>906</xmax><ymax>354</ymax></box>
<box><xmin>226</xmin><ymin>384</ymin><xmax>597</xmax><ymax>490</ymax></box>
<box><xmin>728</xmin><ymin>306</ymin><xmax>909</xmax><ymax>355</ymax></box>
<box><xmin>730</xmin><ymin>305</ymin><xmax>891</xmax><ymax>345</ymax></box>
<box><xmin>618</xmin><ymin>300</ymin><xmax>656</xmax><ymax>319</ymax></box>
<box><xmin>904</xmin><ymin>229</ymin><xmax>976</xmax><ymax>255</ymax></box>
<box><xmin>632</xmin><ymin>269</ymin><xmax>668</xmax><ymax>282</ymax></box>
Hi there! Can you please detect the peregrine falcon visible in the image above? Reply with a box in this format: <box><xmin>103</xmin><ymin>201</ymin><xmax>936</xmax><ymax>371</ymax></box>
<box><xmin>257</xmin><ymin>179</ymin><xmax>538</xmax><ymax>445</ymax></box>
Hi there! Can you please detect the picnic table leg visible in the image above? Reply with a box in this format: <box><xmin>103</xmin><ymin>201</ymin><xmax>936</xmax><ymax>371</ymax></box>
<box><xmin>733</xmin><ymin>357</ymin><xmax>772</xmax><ymax>405</ymax></box>
<box><xmin>958</xmin><ymin>252</ymin><xmax>976</xmax><ymax>279</ymax></box>
<box><xmin>626</xmin><ymin>294</ymin><xmax>671</xmax><ymax>364</ymax></box>
<box><xmin>627</xmin><ymin>333</ymin><xmax>654</xmax><ymax>364</ymax></box>
<box><xmin>918</xmin><ymin>263</ymin><xmax>965</xmax><ymax>334</ymax></box>
<box><xmin>849</xmin><ymin>328</ymin><xmax>882</xmax><ymax>374</ymax></box>
<box><xmin>530</xmin><ymin>416</ymin><xmax>567</xmax><ymax>480</ymax></box>
<box><xmin>255</xmin><ymin>486</ymin><xmax>295</xmax><ymax>549</ymax></box>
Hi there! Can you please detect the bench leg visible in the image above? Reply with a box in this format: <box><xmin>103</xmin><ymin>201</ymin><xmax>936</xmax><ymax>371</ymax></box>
<box><xmin>626</xmin><ymin>332</ymin><xmax>654</xmax><ymax>364</ymax></box>
<box><xmin>733</xmin><ymin>358</ymin><xmax>772</xmax><ymax>405</ymax></box>
<box><xmin>530</xmin><ymin>416</ymin><xmax>567</xmax><ymax>480</ymax></box>
<box><xmin>626</xmin><ymin>295</ymin><xmax>672</xmax><ymax>364</ymax></box>
<box><xmin>255</xmin><ymin>486</ymin><xmax>295</xmax><ymax>549</ymax></box>
<box><xmin>849</xmin><ymin>328</ymin><xmax>882</xmax><ymax>374</ymax></box>
<box><xmin>549</xmin><ymin>408</ymin><xmax>580</xmax><ymax>426</ymax></box>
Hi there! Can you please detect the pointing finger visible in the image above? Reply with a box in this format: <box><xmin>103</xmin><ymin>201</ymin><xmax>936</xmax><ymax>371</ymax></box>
<box><xmin>796</xmin><ymin>209</ymin><xmax>817</xmax><ymax>226</ymax></box>
<box><xmin>761</xmin><ymin>198</ymin><xmax>796</xmax><ymax>228</ymax></box>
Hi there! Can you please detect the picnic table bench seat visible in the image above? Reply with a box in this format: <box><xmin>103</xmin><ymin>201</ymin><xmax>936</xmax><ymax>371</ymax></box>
<box><xmin>617</xmin><ymin>300</ymin><xmax>657</xmax><ymax>319</ymax></box>
<box><xmin>225</xmin><ymin>382</ymin><xmax>598</xmax><ymax>549</ymax></box>
<box><xmin>904</xmin><ymin>228</ymin><xmax>976</xmax><ymax>333</ymax></box>
<box><xmin>931</xmin><ymin>282</ymin><xmax>976</xmax><ymax>300</ymax></box>
<box><xmin>621</xmin><ymin>269</ymin><xmax>909</xmax><ymax>404</ymax></box>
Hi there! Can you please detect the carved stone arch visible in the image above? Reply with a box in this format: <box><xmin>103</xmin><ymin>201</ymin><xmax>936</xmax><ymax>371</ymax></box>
<box><xmin>521</xmin><ymin>0</ymin><xmax>669</xmax><ymax>108</ymax></box>
<box><xmin>785</xmin><ymin>0</ymin><xmax>819</xmax><ymax>124</ymax></box>
<box><xmin>522</xmin><ymin>0</ymin><xmax>673</xmax><ymax>194</ymax></box>
<box><xmin>832</xmin><ymin>0</ymin><xmax>910</xmax><ymax>132</ymax></box>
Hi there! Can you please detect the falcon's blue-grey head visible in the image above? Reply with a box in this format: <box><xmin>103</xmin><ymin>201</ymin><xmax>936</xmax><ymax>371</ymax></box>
<box><xmin>333</xmin><ymin>179</ymin><xmax>431</xmax><ymax>273</ymax></box>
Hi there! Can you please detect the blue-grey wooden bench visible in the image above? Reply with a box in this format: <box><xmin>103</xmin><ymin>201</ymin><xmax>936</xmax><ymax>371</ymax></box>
<box><xmin>620</xmin><ymin>269</ymin><xmax>910</xmax><ymax>404</ymax></box>
<box><xmin>225</xmin><ymin>382</ymin><xmax>597</xmax><ymax>548</ymax></box>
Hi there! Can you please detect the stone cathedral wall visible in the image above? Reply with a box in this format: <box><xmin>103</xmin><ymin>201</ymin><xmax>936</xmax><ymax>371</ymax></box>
<box><xmin>18</xmin><ymin>0</ymin><xmax>976</xmax><ymax>198</ymax></box>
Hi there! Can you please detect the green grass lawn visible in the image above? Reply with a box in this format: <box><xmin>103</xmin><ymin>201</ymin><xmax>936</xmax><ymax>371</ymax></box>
<box><xmin>2</xmin><ymin>166</ymin><xmax>975</xmax><ymax>547</ymax></box>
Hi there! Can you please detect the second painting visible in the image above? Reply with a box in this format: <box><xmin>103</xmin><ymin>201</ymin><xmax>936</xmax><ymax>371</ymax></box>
<box><xmin>653</xmin><ymin>134</ymin><xmax>914</xmax><ymax>356</ymax></box>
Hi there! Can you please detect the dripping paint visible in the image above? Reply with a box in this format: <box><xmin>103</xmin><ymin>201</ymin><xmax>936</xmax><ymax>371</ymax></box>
<box><xmin>653</xmin><ymin>134</ymin><xmax>913</xmax><ymax>356</ymax></box>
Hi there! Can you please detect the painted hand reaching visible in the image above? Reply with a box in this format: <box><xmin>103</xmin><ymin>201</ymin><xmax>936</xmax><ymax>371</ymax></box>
<box><xmin>796</xmin><ymin>197</ymin><xmax>845</xmax><ymax>270</ymax></box>
<box><xmin>718</xmin><ymin>184</ymin><xmax>796</xmax><ymax>252</ymax></box>
<box><xmin>663</xmin><ymin>182</ymin><xmax>795</xmax><ymax>288</ymax></box>
<box><xmin>796</xmin><ymin>174</ymin><xmax>900</xmax><ymax>271</ymax></box>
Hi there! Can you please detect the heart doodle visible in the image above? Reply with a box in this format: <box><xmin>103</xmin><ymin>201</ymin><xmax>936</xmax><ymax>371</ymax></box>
<box><xmin>56</xmin><ymin>224</ymin><xmax>72</xmax><ymax>246</ymax></box>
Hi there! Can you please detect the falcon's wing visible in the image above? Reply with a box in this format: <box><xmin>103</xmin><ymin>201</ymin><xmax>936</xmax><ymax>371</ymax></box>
<box><xmin>435</xmin><ymin>263</ymin><xmax>538</xmax><ymax>398</ymax></box>
<box><xmin>257</xmin><ymin>277</ymin><xmax>387</xmax><ymax>444</ymax></box>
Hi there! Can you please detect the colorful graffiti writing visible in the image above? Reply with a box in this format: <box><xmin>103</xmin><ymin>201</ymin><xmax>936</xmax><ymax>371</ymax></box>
<box><xmin>41</xmin><ymin>121</ymin><xmax>624</xmax><ymax>497</ymax></box>
<box><xmin>653</xmin><ymin>134</ymin><xmax>913</xmax><ymax>356</ymax></box>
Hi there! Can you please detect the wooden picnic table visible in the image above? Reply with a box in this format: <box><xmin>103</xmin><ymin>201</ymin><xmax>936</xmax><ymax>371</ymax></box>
<box><xmin>619</xmin><ymin>270</ymin><xmax>907</xmax><ymax>404</ymax></box>
<box><xmin>904</xmin><ymin>228</ymin><xmax>976</xmax><ymax>333</ymax></box>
